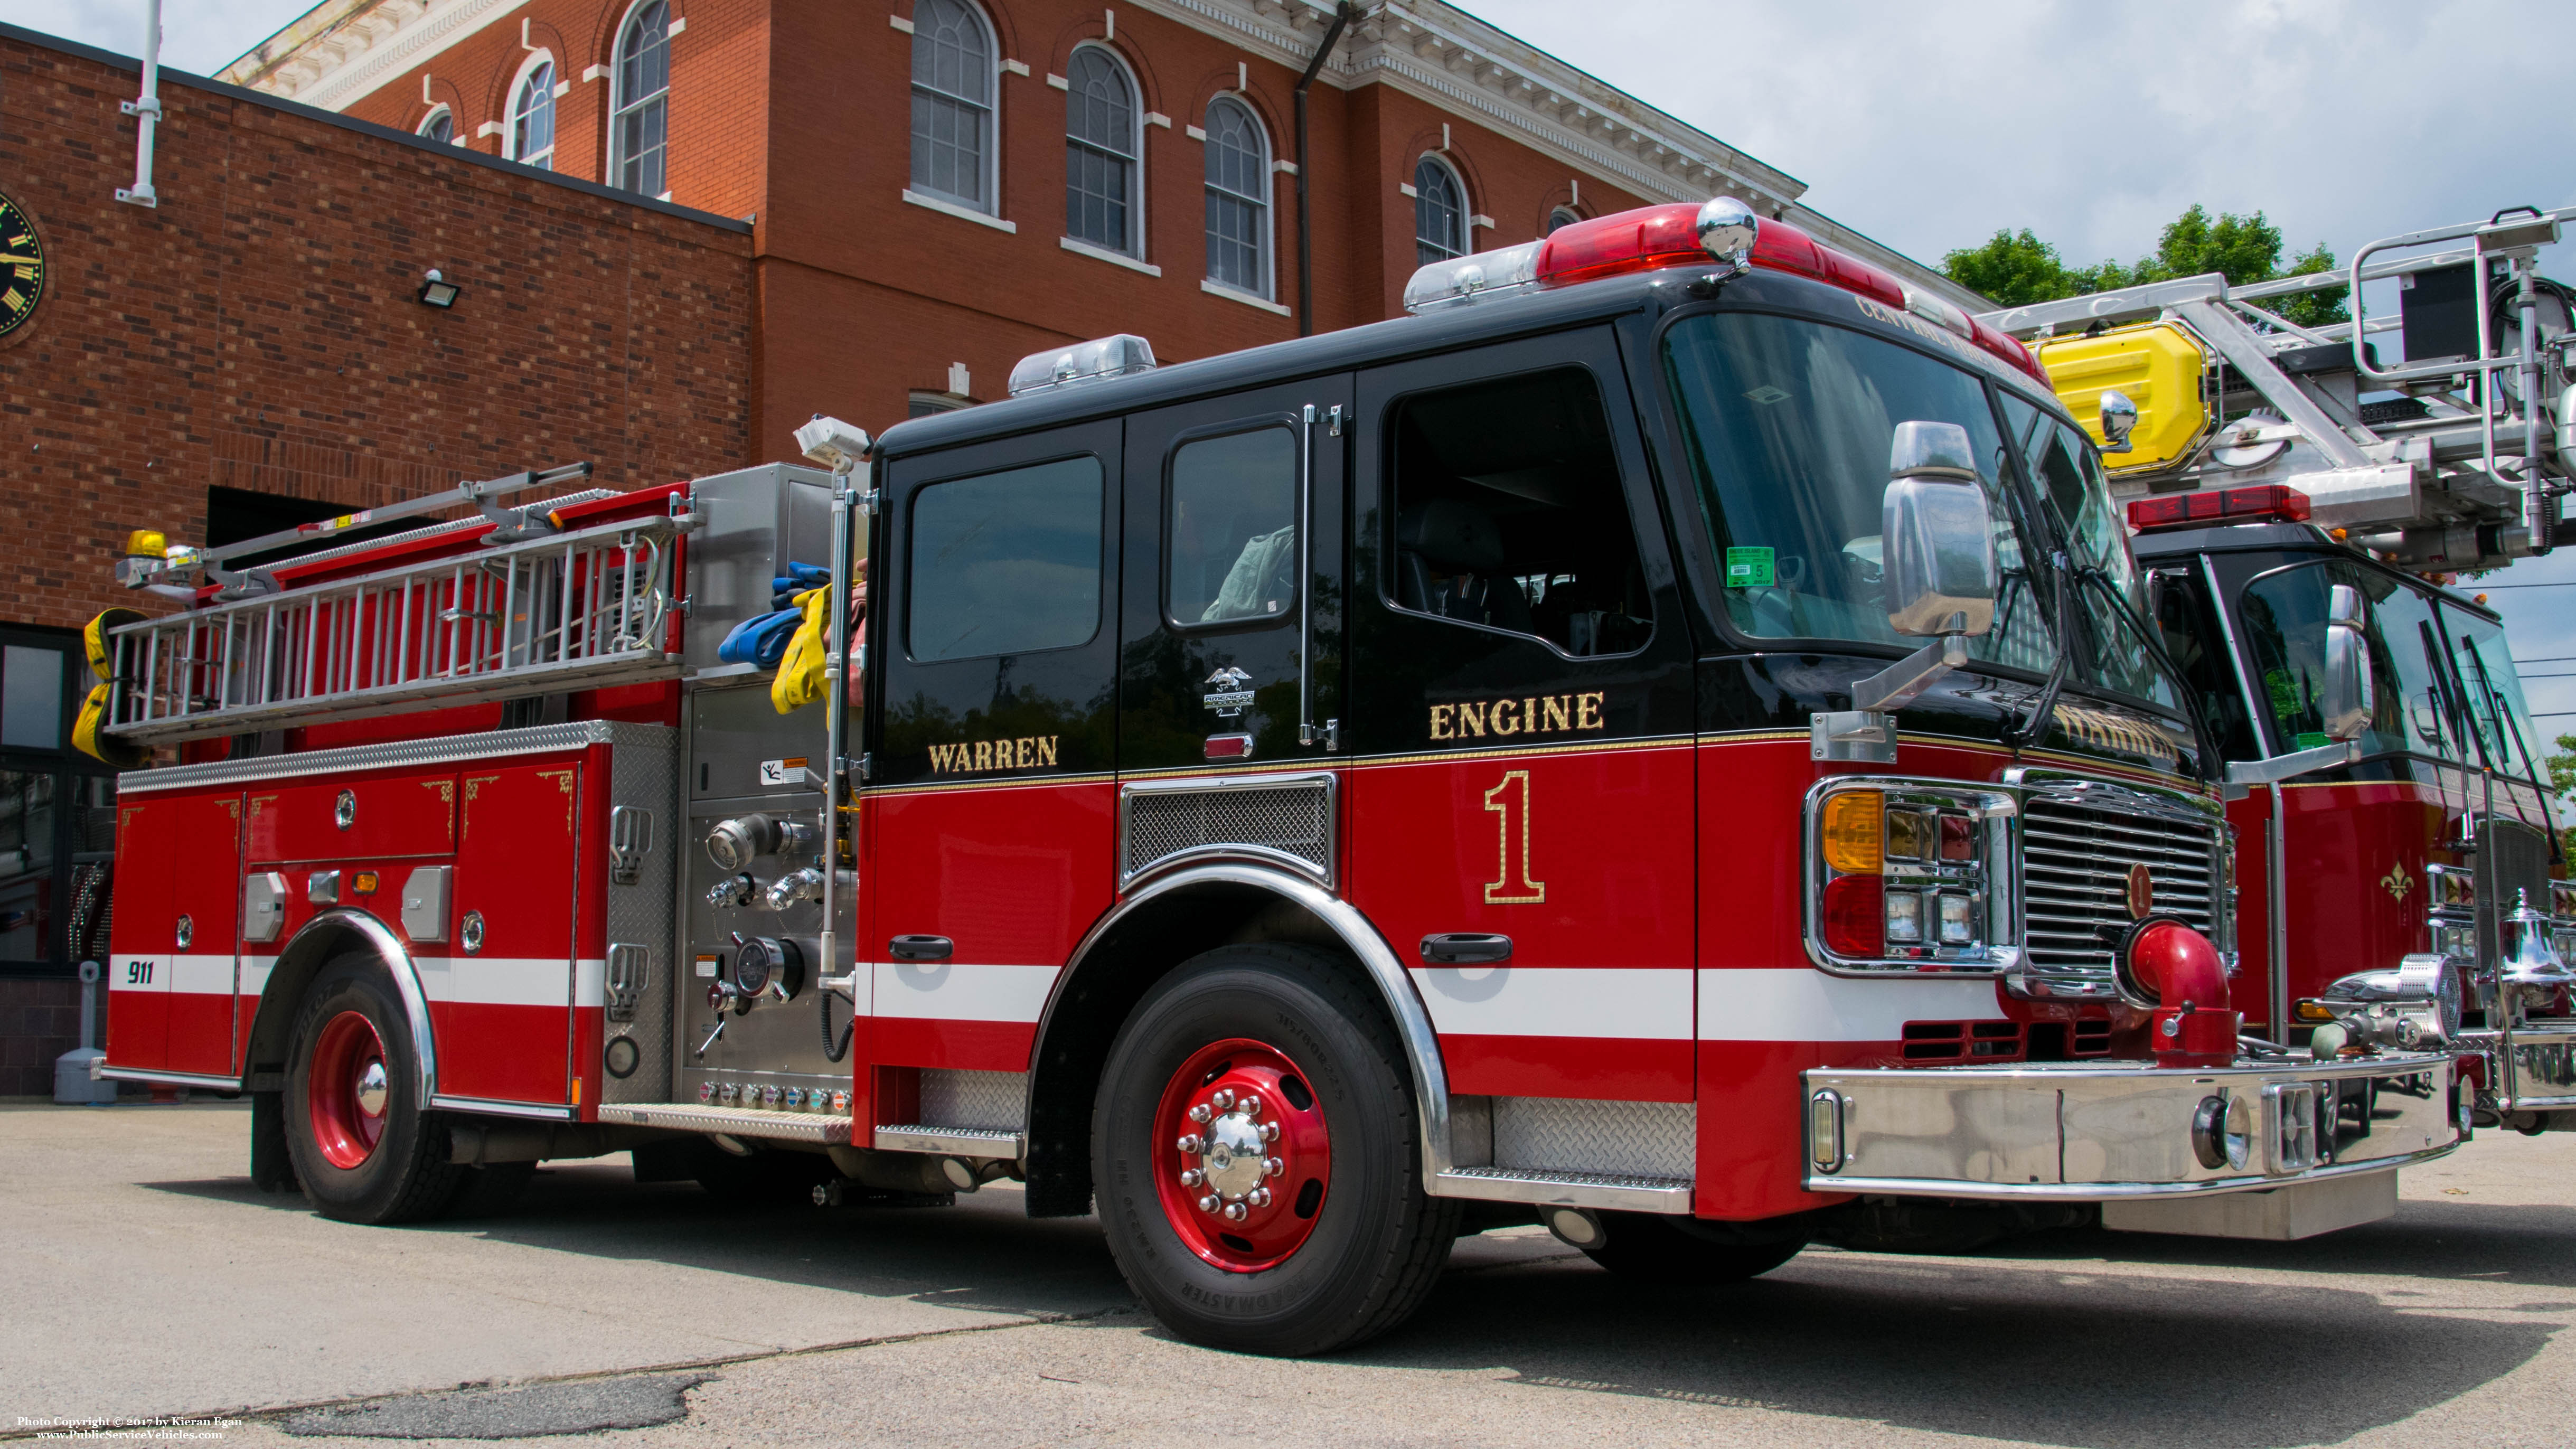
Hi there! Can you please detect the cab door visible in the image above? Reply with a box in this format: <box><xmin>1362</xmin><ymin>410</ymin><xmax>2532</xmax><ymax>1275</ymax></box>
<box><xmin>1344</xmin><ymin>330</ymin><xmax>1700</xmax><ymax>1104</ymax></box>
<box><xmin>866</xmin><ymin>422</ymin><xmax>1123</xmax><ymax>1077</ymax></box>
<box><xmin>1117</xmin><ymin>377</ymin><xmax>1350</xmax><ymax>771</ymax></box>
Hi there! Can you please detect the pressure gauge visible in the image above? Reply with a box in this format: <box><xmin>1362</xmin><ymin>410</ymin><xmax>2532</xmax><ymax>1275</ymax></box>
<box><xmin>728</xmin><ymin>934</ymin><xmax>806</xmax><ymax>1002</ymax></box>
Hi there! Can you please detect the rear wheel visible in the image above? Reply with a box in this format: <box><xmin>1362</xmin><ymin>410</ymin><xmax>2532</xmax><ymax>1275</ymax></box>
<box><xmin>1581</xmin><ymin>1211</ymin><xmax>1806</xmax><ymax>1283</ymax></box>
<box><xmin>1093</xmin><ymin>945</ymin><xmax>1457</xmax><ymax>1356</ymax></box>
<box><xmin>284</xmin><ymin>958</ymin><xmax>461</xmax><ymax>1224</ymax></box>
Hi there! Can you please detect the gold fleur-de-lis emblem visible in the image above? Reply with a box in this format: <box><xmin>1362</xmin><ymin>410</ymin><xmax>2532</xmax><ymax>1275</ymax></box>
<box><xmin>2382</xmin><ymin>863</ymin><xmax>2414</xmax><ymax>902</ymax></box>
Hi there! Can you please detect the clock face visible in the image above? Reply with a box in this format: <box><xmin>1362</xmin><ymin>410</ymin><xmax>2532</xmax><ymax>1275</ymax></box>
<box><xmin>0</xmin><ymin>193</ymin><xmax>45</xmax><ymax>340</ymax></box>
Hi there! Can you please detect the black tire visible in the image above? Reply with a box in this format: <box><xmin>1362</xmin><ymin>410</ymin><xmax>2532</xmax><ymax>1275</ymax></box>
<box><xmin>1093</xmin><ymin>944</ymin><xmax>1458</xmax><ymax>1356</ymax></box>
<box><xmin>1582</xmin><ymin>1211</ymin><xmax>1806</xmax><ymax>1283</ymax></box>
<box><xmin>284</xmin><ymin>957</ymin><xmax>463</xmax><ymax>1224</ymax></box>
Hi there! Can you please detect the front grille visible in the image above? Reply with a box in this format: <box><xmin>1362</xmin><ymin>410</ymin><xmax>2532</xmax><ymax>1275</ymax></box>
<box><xmin>2020</xmin><ymin>786</ymin><xmax>2221</xmax><ymax>984</ymax></box>
<box><xmin>1900</xmin><ymin>1020</ymin><xmax>2024</xmax><ymax>1061</ymax></box>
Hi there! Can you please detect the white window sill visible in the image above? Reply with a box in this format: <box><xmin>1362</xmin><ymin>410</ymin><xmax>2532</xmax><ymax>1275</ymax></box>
<box><xmin>1061</xmin><ymin>236</ymin><xmax>1160</xmax><ymax>276</ymax></box>
<box><xmin>904</xmin><ymin>190</ymin><xmax>1016</xmax><ymax>233</ymax></box>
<box><xmin>1201</xmin><ymin>279</ymin><xmax>1289</xmax><ymax>317</ymax></box>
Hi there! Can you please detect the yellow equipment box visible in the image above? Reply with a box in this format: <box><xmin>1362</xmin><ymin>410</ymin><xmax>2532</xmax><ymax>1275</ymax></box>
<box><xmin>2032</xmin><ymin>321</ymin><xmax>2211</xmax><ymax>472</ymax></box>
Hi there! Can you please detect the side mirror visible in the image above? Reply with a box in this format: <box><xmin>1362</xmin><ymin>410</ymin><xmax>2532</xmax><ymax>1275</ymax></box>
<box><xmin>1881</xmin><ymin>421</ymin><xmax>1997</xmax><ymax>638</ymax></box>
<box><xmin>2098</xmin><ymin>390</ymin><xmax>2138</xmax><ymax>454</ymax></box>
<box><xmin>2320</xmin><ymin>582</ymin><xmax>2375</xmax><ymax>742</ymax></box>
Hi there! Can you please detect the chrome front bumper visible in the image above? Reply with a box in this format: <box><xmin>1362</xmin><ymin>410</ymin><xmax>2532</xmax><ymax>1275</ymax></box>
<box><xmin>1803</xmin><ymin>1053</ymin><xmax>2462</xmax><ymax>1200</ymax></box>
<box><xmin>2458</xmin><ymin>1020</ymin><xmax>2576</xmax><ymax>1115</ymax></box>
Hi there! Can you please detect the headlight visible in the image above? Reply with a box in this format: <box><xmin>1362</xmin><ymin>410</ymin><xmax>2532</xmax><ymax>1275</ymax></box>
<box><xmin>1808</xmin><ymin>780</ymin><xmax>2013</xmax><ymax>972</ymax></box>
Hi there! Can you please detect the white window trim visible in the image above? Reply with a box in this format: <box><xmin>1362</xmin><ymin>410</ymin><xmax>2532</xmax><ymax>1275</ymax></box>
<box><xmin>505</xmin><ymin>49</ymin><xmax>559</xmax><ymax>167</ymax></box>
<box><xmin>1201</xmin><ymin>279</ymin><xmax>1291</xmax><ymax>317</ymax></box>
<box><xmin>1413</xmin><ymin>154</ymin><xmax>1469</xmax><ymax>261</ymax></box>
<box><xmin>1061</xmin><ymin>235</ymin><xmax>1161</xmax><ymax>276</ymax></box>
<box><xmin>608</xmin><ymin>0</ymin><xmax>672</xmax><ymax>193</ymax></box>
<box><xmin>908</xmin><ymin>0</ymin><xmax>1004</xmax><ymax>217</ymax></box>
<box><xmin>416</xmin><ymin>103</ymin><xmax>455</xmax><ymax>141</ymax></box>
<box><xmin>905</xmin><ymin>188</ymin><xmax>1017</xmax><ymax>232</ymax></box>
<box><xmin>1200</xmin><ymin>94</ymin><xmax>1275</xmax><ymax>302</ymax></box>
<box><xmin>1064</xmin><ymin>41</ymin><xmax>1145</xmax><ymax>259</ymax></box>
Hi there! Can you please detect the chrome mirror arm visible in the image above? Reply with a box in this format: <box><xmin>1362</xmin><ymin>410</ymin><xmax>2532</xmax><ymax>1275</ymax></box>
<box><xmin>2223</xmin><ymin>739</ymin><xmax>2359</xmax><ymax>790</ymax></box>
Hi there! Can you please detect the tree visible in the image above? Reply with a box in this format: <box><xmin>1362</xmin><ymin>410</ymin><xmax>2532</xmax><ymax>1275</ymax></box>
<box><xmin>1942</xmin><ymin>203</ymin><xmax>2349</xmax><ymax>326</ymax></box>
<box><xmin>2549</xmin><ymin>732</ymin><xmax>2576</xmax><ymax>857</ymax></box>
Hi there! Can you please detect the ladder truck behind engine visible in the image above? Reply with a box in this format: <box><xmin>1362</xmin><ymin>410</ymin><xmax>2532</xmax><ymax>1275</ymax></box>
<box><xmin>1977</xmin><ymin>203</ymin><xmax>2576</xmax><ymax>1137</ymax></box>
<box><xmin>89</xmin><ymin>196</ymin><xmax>2468</xmax><ymax>1356</ymax></box>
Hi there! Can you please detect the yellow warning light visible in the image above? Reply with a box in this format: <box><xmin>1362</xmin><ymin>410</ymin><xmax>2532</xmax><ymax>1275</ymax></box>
<box><xmin>124</xmin><ymin>529</ymin><xmax>167</xmax><ymax>558</ymax></box>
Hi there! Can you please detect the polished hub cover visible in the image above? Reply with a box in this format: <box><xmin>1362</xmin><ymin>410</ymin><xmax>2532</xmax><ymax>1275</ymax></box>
<box><xmin>1154</xmin><ymin>1038</ymin><xmax>1331</xmax><ymax>1272</ymax></box>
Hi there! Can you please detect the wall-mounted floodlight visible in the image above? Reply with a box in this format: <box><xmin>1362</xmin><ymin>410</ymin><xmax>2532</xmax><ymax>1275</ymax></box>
<box><xmin>417</xmin><ymin>268</ymin><xmax>461</xmax><ymax>308</ymax></box>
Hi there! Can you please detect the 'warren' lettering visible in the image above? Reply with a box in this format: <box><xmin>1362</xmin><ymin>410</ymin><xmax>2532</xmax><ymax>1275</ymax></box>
<box><xmin>926</xmin><ymin>736</ymin><xmax>1061</xmax><ymax>775</ymax></box>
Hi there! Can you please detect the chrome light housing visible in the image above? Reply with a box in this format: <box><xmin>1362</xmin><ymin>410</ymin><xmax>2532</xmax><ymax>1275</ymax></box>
<box><xmin>1805</xmin><ymin>777</ymin><xmax>2018</xmax><ymax>975</ymax></box>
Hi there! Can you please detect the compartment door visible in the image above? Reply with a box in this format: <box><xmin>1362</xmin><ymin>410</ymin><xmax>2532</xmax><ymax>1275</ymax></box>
<box><xmin>105</xmin><ymin>797</ymin><xmax>174</xmax><ymax>1071</ymax></box>
<box><xmin>434</xmin><ymin>763</ymin><xmax>578</xmax><ymax>1106</ymax></box>
<box><xmin>167</xmin><ymin>794</ymin><xmax>243</xmax><ymax>1075</ymax></box>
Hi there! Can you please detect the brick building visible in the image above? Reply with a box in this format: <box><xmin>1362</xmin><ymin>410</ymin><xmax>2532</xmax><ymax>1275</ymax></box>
<box><xmin>0</xmin><ymin>22</ymin><xmax>756</xmax><ymax>1092</ymax></box>
<box><xmin>0</xmin><ymin>2</ymin><xmax>1971</xmax><ymax>1092</ymax></box>
<box><xmin>222</xmin><ymin>0</ymin><xmax>1977</xmax><ymax>453</ymax></box>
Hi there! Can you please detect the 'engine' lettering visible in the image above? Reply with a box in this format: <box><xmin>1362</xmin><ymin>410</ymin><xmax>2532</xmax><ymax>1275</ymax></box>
<box><xmin>1430</xmin><ymin>691</ymin><xmax>1606</xmax><ymax>742</ymax></box>
<box><xmin>927</xmin><ymin>736</ymin><xmax>1060</xmax><ymax>775</ymax></box>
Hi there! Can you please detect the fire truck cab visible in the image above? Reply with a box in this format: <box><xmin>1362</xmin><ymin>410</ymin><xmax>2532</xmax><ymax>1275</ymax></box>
<box><xmin>92</xmin><ymin>198</ymin><xmax>2466</xmax><ymax>1357</ymax></box>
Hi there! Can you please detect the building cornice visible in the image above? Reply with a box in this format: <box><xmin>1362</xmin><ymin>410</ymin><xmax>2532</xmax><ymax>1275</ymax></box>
<box><xmin>221</xmin><ymin>0</ymin><xmax>530</xmax><ymax>112</ymax></box>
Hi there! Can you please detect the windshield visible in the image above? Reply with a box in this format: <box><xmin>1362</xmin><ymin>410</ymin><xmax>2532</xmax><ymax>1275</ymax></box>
<box><xmin>2443</xmin><ymin>607</ymin><xmax>2543</xmax><ymax>777</ymax></box>
<box><xmin>2238</xmin><ymin>560</ymin><xmax>2462</xmax><ymax>759</ymax></box>
<box><xmin>1662</xmin><ymin>311</ymin><xmax>2054</xmax><ymax>673</ymax></box>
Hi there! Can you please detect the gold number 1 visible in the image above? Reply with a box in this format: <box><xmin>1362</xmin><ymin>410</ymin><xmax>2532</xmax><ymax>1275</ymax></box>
<box><xmin>1482</xmin><ymin>770</ymin><xmax>1546</xmax><ymax>904</ymax></box>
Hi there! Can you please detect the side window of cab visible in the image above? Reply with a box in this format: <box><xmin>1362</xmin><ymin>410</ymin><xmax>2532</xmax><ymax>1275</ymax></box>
<box><xmin>1385</xmin><ymin>366</ymin><xmax>1652</xmax><ymax>659</ymax></box>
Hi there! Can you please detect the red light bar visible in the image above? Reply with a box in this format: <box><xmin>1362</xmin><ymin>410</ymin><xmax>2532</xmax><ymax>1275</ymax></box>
<box><xmin>2126</xmin><ymin>485</ymin><xmax>2312</xmax><ymax>533</ymax></box>
<box><xmin>1525</xmin><ymin>203</ymin><xmax>2046</xmax><ymax>385</ymax></box>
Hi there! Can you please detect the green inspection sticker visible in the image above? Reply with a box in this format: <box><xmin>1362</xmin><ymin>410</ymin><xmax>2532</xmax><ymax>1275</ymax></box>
<box><xmin>1725</xmin><ymin>547</ymin><xmax>1775</xmax><ymax>588</ymax></box>
<box><xmin>2294</xmin><ymin>731</ymin><xmax>2332</xmax><ymax>750</ymax></box>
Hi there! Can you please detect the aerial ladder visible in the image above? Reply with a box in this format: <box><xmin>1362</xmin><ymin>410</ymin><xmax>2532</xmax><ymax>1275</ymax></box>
<box><xmin>1977</xmin><ymin>205</ymin><xmax>2576</xmax><ymax>576</ymax></box>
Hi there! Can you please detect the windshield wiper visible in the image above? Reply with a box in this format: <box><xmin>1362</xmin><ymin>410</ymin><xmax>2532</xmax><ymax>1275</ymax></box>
<box><xmin>2001</xmin><ymin>553</ymin><xmax>2076</xmax><ymax>752</ymax></box>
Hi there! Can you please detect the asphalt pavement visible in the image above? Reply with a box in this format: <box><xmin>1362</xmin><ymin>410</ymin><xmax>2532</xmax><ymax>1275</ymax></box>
<box><xmin>9</xmin><ymin>1100</ymin><xmax>2576</xmax><ymax>1447</ymax></box>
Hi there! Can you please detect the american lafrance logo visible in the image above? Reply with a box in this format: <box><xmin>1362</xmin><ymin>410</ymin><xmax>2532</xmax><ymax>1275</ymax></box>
<box><xmin>1203</xmin><ymin>666</ymin><xmax>1254</xmax><ymax>719</ymax></box>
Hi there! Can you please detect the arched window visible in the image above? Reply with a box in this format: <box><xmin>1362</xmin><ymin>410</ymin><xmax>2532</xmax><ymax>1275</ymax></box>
<box><xmin>1547</xmin><ymin>206</ymin><xmax>1582</xmax><ymax>234</ymax></box>
<box><xmin>417</xmin><ymin>106</ymin><xmax>455</xmax><ymax>145</ymax></box>
<box><xmin>1414</xmin><ymin>155</ymin><xmax>1466</xmax><ymax>265</ymax></box>
<box><xmin>910</xmin><ymin>0</ymin><xmax>996</xmax><ymax>212</ymax></box>
<box><xmin>1064</xmin><ymin>45</ymin><xmax>1140</xmax><ymax>255</ymax></box>
<box><xmin>611</xmin><ymin>1</ymin><xmax>671</xmax><ymax>196</ymax></box>
<box><xmin>1202</xmin><ymin>97</ymin><xmax>1271</xmax><ymax>298</ymax></box>
<box><xmin>509</xmin><ymin>57</ymin><xmax>557</xmax><ymax>170</ymax></box>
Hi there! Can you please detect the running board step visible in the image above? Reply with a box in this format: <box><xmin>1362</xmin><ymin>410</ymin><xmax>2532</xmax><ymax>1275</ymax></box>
<box><xmin>596</xmin><ymin>1102</ymin><xmax>851</xmax><ymax>1145</ymax></box>
<box><xmin>1433</xmin><ymin>1165</ymin><xmax>1693</xmax><ymax>1214</ymax></box>
<box><xmin>873</xmin><ymin>1125</ymin><xmax>1024</xmax><ymax>1159</ymax></box>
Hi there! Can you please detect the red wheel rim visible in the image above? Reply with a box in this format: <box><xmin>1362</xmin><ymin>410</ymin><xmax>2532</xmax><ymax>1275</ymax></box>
<box><xmin>1151</xmin><ymin>1037</ymin><xmax>1331</xmax><ymax>1273</ymax></box>
<box><xmin>308</xmin><ymin>1011</ymin><xmax>391</xmax><ymax>1170</ymax></box>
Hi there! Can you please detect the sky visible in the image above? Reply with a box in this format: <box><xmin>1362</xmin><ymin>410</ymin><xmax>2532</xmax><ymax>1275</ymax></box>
<box><xmin>17</xmin><ymin>0</ymin><xmax>2576</xmax><ymax>741</ymax></box>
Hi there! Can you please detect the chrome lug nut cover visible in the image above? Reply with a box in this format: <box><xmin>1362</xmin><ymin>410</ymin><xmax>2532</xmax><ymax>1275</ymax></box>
<box><xmin>1179</xmin><ymin>1168</ymin><xmax>1203</xmax><ymax>1187</ymax></box>
<box><xmin>1188</xmin><ymin>1103</ymin><xmax>1212</xmax><ymax>1124</ymax></box>
<box><xmin>1247</xmin><ymin>1187</ymin><xmax>1271</xmax><ymax>1208</ymax></box>
<box><xmin>1238</xmin><ymin>1094</ymin><xmax>1261</xmax><ymax>1116</ymax></box>
<box><xmin>1211</xmin><ymin>1089</ymin><xmax>1236</xmax><ymax>1110</ymax></box>
<box><xmin>1197</xmin><ymin>1193</ymin><xmax>1220</xmax><ymax>1213</ymax></box>
<box><xmin>1222</xmin><ymin>1202</ymin><xmax>1249</xmax><ymax>1221</ymax></box>
<box><xmin>1176</xmin><ymin>1133</ymin><xmax>1204</xmax><ymax>1153</ymax></box>
<box><xmin>1264</xmin><ymin>1156</ymin><xmax>1284</xmax><ymax>1176</ymax></box>
<box><xmin>1258</xmin><ymin>1121</ymin><xmax>1280</xmax><ymax>1142</ymax></box>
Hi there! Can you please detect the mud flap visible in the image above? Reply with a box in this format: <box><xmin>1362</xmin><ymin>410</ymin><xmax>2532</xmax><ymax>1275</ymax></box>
<box><xmin>250</xmin><ymin>1091</ymin><xmax>299</xmax><ymax>1194</ymax></box>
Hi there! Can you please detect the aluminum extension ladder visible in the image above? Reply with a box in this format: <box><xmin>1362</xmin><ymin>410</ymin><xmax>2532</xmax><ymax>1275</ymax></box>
<box><xmin>106</xmin><ymin>473</ymin><xmax>687</xmax><ymax>745</ymax></box>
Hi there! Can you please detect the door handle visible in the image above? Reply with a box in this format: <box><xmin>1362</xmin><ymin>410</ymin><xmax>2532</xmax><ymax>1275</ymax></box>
<box><xmin>888</xmin><ymin>934</ymin><xmax>953</xmax><ymax>962</ymax></box>
<box><xmin>1420</xmin><ymin>933</ymin><xmax>1511</xmax><ymax>965</ymax></box>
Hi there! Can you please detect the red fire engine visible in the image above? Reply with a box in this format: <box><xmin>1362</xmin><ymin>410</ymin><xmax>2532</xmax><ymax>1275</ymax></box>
<box><xmin>91</xmin><ymin>197</ymin><xmax>2466</xmax><ymax>1356</ymax></box>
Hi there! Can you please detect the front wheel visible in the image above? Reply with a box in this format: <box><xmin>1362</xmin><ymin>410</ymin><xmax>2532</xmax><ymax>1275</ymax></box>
<box><xmin>284</xmin><ymin>958</ymin><xmax>461</xmax><ymax>1224</ymax></box>
<box><xmin>1093</xmin><ymin>945</ymin><xmax>1457</xmax><ymax>1356</ymax></box>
